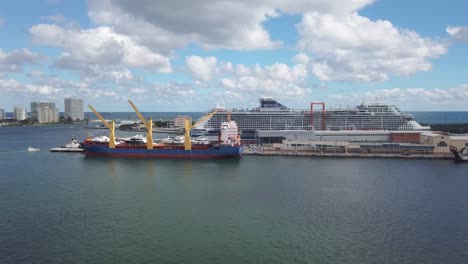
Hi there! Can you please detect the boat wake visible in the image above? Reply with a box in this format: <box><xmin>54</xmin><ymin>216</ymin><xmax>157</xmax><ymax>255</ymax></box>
<box><xmin>27</xmin><ymin>146</ymin><xmax>40</xmax><ymax>152</ymax></box>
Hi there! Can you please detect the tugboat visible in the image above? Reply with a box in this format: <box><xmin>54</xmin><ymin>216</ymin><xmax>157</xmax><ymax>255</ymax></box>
<box><xmin>50</xmin><ymin>138</ymin><xmax>84</xmax><ymax>152</ymax></box>
<box><xmin>450</xmin><ymin>146</ymin><xmax>468</xmax><ymax>162</ymax></box>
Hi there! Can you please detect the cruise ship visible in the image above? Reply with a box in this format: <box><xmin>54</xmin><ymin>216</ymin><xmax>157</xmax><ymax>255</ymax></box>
<box><xmin>198</xmin><ymin>98</ymin><xmax>430</xmax><ymax>141</ymax></box>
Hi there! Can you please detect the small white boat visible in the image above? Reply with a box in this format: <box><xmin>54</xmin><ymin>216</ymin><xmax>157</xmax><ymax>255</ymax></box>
<box><xmin>27</xmin><ymin>146</ymin><xmax>40</xmax><ymax>152</ymax></box>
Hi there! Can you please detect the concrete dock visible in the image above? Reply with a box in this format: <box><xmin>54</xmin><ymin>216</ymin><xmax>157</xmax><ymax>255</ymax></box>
<box><xmin>243</xmin><ymin>149</ymin><xmax>453</xmax><ymax>160</ymax></box>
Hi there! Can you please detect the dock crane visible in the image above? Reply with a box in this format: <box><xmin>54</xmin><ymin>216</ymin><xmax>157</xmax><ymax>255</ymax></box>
<box><xmin>184</xmin><ymin>110</ymin><xmax>218</xmax><ymax>150</ymax></box>
<box><xmin>88</xmin><ymin>105</ymin><xmax>116</xmax><ymax>148</ymax></box>
<box><xmin>127</xmin><ymin>100</ymin><xmax>154</xmax><ymax>150</ymax></box>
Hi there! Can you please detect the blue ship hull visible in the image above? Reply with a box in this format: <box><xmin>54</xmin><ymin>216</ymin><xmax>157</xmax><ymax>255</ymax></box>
<box><xmin>81</xmin><ymin>144</ymin><xmax>243</xmax><ymax>159</ymax></box>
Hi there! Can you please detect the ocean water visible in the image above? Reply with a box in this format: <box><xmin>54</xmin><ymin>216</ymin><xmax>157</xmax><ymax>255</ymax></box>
<box><xmin>409</xmin><ymin>112</ymin><xmax>468</xmax><ymax>124</ymax></box>
<box><xmin>1</xmin><ymin>125</ymin><xmax>467</xmax><ymax>263</ymax></box>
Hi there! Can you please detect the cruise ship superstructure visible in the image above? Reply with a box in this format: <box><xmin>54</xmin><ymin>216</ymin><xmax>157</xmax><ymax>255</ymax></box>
<box><xmin>199</xmin><ymin>98</ymin><xmax>430</xmax><ymax>140</ymax></box>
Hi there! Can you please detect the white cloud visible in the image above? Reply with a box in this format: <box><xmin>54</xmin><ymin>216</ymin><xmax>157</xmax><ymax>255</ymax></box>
<box><xmin>220</xmin><ymin>78</ymin><xmax>236</xmax><ymax>89</ymax></box>
<box><xmin>29</xmin><ymin>24</ymin><xmax>171</xmax><ymax>75</ymax></box>
<box><xmin>263</xmin><ymin>63</ymin><xmax>307</xmax><ymax>83</ymax></box>
<box><xmin>89</xmin><ymin>0</ymin><xmax>378</xmax><ymax>52</ymax></box>
<box><xmin>328</xmin><ymin>85</ymin><xmax>468</xmax><ymax>110</ymax></box>
<box><xmin>41</xmin><ymin>14</ymin><xmax>67</xmax><ymax>24</ymax></box>
<box><xmin>85</xmin><ymin>0</ymin><xmax>446</xmax><ymax>84</ymax></box>
<box><xmin>34</xmin><ymin>76</ymin><xmax>89</xmax><ymax>90</ymax></box>
<box><xmin>89</xmin><ymin>0</ymin><xmax>282</xmax><ymax>51</ymax></box>
<box><xmin>154</xmin><ymin>82</ymin><xmax>196</xmax><ymax>97</ymax></box>
<box><xmin>9</xmin><ymin>0</ymin><xmax>456</xmax><ymax>110</ymax></box>
<box><xmin>446</xmin><ymin>26</ymin><xmax>468</xmax><ymax>42</ymax></box>
<box><xmin>184</xmin><ymin>55</ymin><xmax>312</xmax><ymax>104</ymax></box>
<box><xmin>0</xmin><ymin>17</ymin><xmax>4</xmax><ymax>26</ymax></box>
<box><xmin>293</xmin><ymin>53</ymin><xmax>310</xmax><ymax>65</ymax></box>
<box><xmin>0</xmin><ymin>79</ymin><xmax>62</xmax><ymax>96</ymax></box>
<box><xmin>219</xmin><ymin>76</ymin><xmax>311</xmax><ymax>99</ymax></box>
<box><xmin>94</xmin><ymin>89</ymin><xmax>119</xmax><ymax>98</ymax></box>
<box><xmin>26</xmin><ymin>0</ymin><xmax>447</xmax><ymax>87</ymax></box>
<box><xmin>276</xmin><ymin>0</ymin><xmax>374</xmax><ymax>14</ymax></box>
<box><xmin>151</xmin><ymin>81</ymin><xmax>200</xmax><ymax>108</ymax></box>
<box><xmin>0</xmin><ymin>48</ymin><xmax>44</xmax><ymax>72</ymax></box>
<box><xmin>298</xmin><ymin>12</ymin><xmax>447</xmax><ymax>82</ymax></box>
<box><xmin>0</xmin><ymin>79</ymin><xmax>22</xmax><ymax>91</ymax></box>
<box><xmin>129</xmin><ymin>87</ymin><xmax>145</xmax><ymax>94</ymax></box>
<box><xmin>76</xmin><ymin>65</ymin><xmax>136</xmax><ymax>83</ymax></box>
<box><xmin>236</xmin><ymin>64</ymin><xmax>251</xmax><ymax>76</ymax></box>
<box><xmin>185</xmin><ymin>56</ymin><xmax>218</xmax><ymax>81</ymax></box>
<box><xmin>78</xmin><ymin>87</ymin><xmax>120</xmax><ymax>99</ymax></box>
<box><xmin>0</xmin><ymin>75</ymin><xmax>127</xmax><ymax>102</ymax></box>
<box><xmin>186</xmin><ymin>55</ymin><xmax>309</xmax><ymax>85</ymax></box>
<box><xmin>27</xmin><ymin>70</ymin><xmax>44</xmax><ymax>77</ymax></box>
<box><xmin>26</xmin><ymin>84</ymin><xmax>62</xmax><ymax>95</ymax></box>
<box><xmin>109</xmin><ymin>69</ymin><xmax>133</xmax><ymax>82</ymax></box>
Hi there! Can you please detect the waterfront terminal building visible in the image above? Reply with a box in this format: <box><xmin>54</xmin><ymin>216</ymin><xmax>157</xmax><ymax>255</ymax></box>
<box><xmin>253</xmin><ymin>130</ymin><xmax>468</xmax><ymax>155</ymax></box>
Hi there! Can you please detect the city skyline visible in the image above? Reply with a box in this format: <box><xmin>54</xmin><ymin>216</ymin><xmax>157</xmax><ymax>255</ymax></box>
<box><xmin>0</xmin><ymin>1</ymin><xmax>468</xmax><ymax>111</ymax></box>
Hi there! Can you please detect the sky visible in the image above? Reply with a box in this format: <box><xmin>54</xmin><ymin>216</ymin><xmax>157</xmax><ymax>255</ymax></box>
<box><xmin>1</xmin><ymin>0</ymin><xmax>468</xmax><ymax>112</ymax></box>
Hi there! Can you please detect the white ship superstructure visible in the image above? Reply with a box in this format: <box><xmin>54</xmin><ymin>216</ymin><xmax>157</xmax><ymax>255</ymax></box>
<box><xmin>220</xmin><ymin>120</ymin><xmax>241</xmax><ymax>145</ymax></box>
<box><xmin>199</xmin><ymin>98</ymin><xmax>429</xmax><ymax>140</ymax></box>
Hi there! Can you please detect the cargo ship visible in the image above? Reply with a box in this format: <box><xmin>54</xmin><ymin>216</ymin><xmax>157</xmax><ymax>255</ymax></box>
<box><xmin>80</xmin><ymin>101</ymin><xmax>242</xmax><ymax>158</ymax></box>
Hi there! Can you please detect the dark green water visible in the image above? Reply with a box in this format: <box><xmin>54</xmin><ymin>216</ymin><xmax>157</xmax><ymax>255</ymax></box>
<box><xmin>1</xmin><ymin>125</ymin><xmax>467</xmax><ymax>263</ymax></box>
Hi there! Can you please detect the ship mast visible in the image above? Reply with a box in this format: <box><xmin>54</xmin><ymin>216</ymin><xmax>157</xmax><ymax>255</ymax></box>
<box><xmin>184</xmin><ymin>110</ymin><xmax>218</xmax><ymax>150</ymax></box>
<box><xmin>127</xmin><ymin>100</ymin><xmax>154</xmax><ymax>150</ymax></box>
<box><xmin>88</xmin><ymin>105</ymin><xmax>116</xmax><ymax>148</ymax></box>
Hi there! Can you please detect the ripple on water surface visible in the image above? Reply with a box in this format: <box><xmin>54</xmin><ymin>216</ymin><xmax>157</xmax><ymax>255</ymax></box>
<box><xmin>0</xmin><ymin>126</ymin><xmax>468</xmax><ymax>263</ymax></box>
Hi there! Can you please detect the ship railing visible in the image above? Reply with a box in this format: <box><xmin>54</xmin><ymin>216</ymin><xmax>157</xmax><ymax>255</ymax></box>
<box><xmin>285</xmin><ymin>125</ymin><xmax>314</xmax><ymax>131</ymax></box>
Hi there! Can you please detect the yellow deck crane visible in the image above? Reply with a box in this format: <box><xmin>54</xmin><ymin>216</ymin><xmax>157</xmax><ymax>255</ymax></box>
<box><xmin>127</xmin><ymin>100</ymin><xmax>154</xmax><ymax>150</ymax></box>
<box><xmin>88</xmin><ymin>105</ymin><xmax>116</xmax><ymax>148</ymax></box>
<box><xmin>184</xmin><ymin>110</ymin><xmax>218</xmax><ymax>150</ymax></box>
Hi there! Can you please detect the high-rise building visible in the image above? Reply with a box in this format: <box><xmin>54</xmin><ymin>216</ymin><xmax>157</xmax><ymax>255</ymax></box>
<box><xmin>30</xmin><ymin>102</ymin><xmax>56</xmax><ymax>121</ymax></box>
<box><xmin>37</xmin><ymin>107</ymin><xmax>59</xmax><ymax>123</ymax></box>
<box><xmin>64</xmin><ymin>98</ymin><xmax>84</xmax><ymax>121</ymax></box>
<box><xmin>13</xmin><ymin>107</ymin><xmax>27</xmax><ymax>121</ymax></box>
<box><xmin>0</xmin><ymin>109</ymin><xmax>5</xmax><ymax>120</ymax></box>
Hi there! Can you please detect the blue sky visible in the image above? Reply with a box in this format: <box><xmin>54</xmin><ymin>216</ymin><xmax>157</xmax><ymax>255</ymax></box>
<box><xmin>1</xmin><ymin>0</ymin><xmax>468</xmax><ymax>112</ymax></box>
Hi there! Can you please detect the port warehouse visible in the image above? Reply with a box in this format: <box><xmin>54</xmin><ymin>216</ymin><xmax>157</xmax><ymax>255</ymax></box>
<box><xmin>252</xmin><ymin>130</ymin><xmax>468</xmax><ymax>154</ymax></box>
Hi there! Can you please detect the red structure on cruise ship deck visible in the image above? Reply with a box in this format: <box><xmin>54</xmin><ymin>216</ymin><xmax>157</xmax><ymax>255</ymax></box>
<box><xmin>310</xmin><ymin>102</ymin><xmax>326</xmax><ymax>130</ymax></box>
